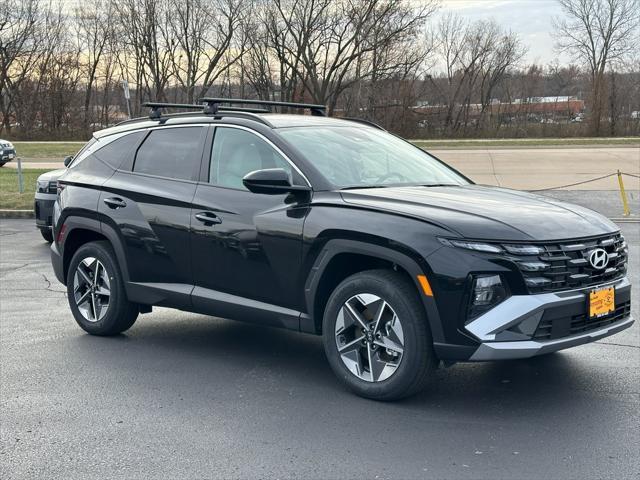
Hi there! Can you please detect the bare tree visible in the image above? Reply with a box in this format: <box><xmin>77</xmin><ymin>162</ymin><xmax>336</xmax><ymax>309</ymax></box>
<box><xmin>553</xmin><ymin>0</ymin><xmax>640</xmax><ymax>135</ymax></box>
<box><xmin>0</xmin><ymin>0</ymin><xmax>40</xmax><ymax>133</ymax></box>
<box><xmin>271</xmin><ymin>0</ymin><xmax>437</xmax><ymax>114</ymax></box>
<box><xmin>163</xmin><ymin>0</ymin><xmax>246</xmax><ymax>103</ymax></box>
<box><xmin>74</xmin><ymin>1</ymin><xmax>116</xmax><ymax>131</ymax></box>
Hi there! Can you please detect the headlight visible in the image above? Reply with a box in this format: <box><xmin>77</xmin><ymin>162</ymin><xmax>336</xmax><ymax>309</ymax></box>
<box><xmin>439</xmin><ymin>238</ymin><xmax>503</xmax><ymax>253</ymax></box>
<box><xmin>467</xmin><ymin>274</ymin><xmax>508</xmax><ymax>321</ymax></box>
<box><xmin>503</xmin><ymin>244</ymin><xmax>545</xmax><ymax>255</ymax></box>
<box><xmin>36</xmin><ymin>179</ymin><xmax>49</xmax><ymax>191</ymax></box>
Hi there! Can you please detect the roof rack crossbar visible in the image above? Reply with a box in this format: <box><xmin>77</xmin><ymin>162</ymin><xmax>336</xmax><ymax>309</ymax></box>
<box><xmin>200</xmin><ymin>98</ymin><xmax>327</xmax><ymax>117</ymax></box>
<box><xmin>141</xmin><ymin>101</ymin><xmax>273</xmax><ymax>126</ymax></box>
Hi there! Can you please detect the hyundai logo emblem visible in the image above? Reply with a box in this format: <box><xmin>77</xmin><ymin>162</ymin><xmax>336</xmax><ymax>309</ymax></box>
<box><xmin>588</xmin><ymin>248</ymin><xmax>609</xmax><ymax>270</ymax></box>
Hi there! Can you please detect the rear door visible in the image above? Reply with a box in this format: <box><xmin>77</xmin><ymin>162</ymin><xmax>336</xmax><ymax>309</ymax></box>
<box><xmin>190</xmin><ymin>125</ymin><xmax>311</xmax><ymax>316</ymax></box>
<box><xmin>98</xmin><ymin>125</ymin><xmax>207</xmax><ymax>306</ymax></box>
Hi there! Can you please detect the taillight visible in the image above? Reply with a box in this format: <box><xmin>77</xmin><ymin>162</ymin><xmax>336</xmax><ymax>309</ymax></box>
<box><xmin>56</xmin><ymin>224</ymin><xmax>67</xmax><ymax>244</ymax></box>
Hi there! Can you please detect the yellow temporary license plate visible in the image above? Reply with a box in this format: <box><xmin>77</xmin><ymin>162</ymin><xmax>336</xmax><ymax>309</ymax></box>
<box><xmin>589</xmin><ymin>287</ymin><xmax>615</xmax><ymax>318</ymax></box>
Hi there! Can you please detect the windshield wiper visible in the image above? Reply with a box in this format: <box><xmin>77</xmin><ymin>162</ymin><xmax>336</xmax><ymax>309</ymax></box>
<box><xmin>419</xmin><ymin>183</ymin><xmax>461</xmax><ymax>187</ymax></box>
<box><xmin>340</xmin><ymin>185</ymin><xmax>389</xmax><ymax>190</ymax></box>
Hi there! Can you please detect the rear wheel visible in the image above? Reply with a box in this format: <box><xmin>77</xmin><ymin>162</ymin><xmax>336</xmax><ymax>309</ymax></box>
<box><xmin>39</xmin><ymin>227</ymin><xmax>53</xmax><ymax>243</ymax></box>
<box><xmin>66</xmin><ymin>241</ymin><xmax>138</xmax><ymax>335</ymax></box>
<box><xmin>322</xmin><ymin>269</ymin><xmax>437</xmax><ymax>401</ymax></box>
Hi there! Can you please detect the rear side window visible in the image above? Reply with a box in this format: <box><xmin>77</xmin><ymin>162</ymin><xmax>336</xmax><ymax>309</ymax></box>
<box><xmin>94</xmin><ymin>131</ymin><xmax>145</xmax><ymax>169</ymax></box>
<box><xmin>133</xmin><ymin>127</ymin><xmax>204</xmax><ymax>181</ymax></box>
<box><xmin>68</xmin><ymin>138</ymin><xmax>97</xmax><ymax>168</ymax></box>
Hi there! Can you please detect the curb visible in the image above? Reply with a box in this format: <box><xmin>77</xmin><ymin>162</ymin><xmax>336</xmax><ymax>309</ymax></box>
<box><xmin>0</xmin><ymin>209</ymin><xmax>34</xmax><ymax>219</ymax></box>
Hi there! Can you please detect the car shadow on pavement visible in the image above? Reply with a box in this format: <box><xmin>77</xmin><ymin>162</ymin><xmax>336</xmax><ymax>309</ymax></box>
<box><xmin>69</xmin><ymin>312</ymin><xmax>620</xmax><ymax>423</ymax></box>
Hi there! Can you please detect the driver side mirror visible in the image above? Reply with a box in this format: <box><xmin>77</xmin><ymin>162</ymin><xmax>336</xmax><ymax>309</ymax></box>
<box><xmin>63</xmin><ymin>155</ymin><xmax>73</xmax><ymax>167</ymax></box>
<box><xmin>242</xmin><ymin>168</ymin><xmax>311</xmax><ymax>195</ymax></box>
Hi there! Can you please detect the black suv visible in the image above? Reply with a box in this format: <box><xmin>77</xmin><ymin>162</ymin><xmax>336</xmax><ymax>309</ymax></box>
<box><xmin>50</xmin><ymin>99</ymin><xmax>633</xmax><ymax>400</ymax></box>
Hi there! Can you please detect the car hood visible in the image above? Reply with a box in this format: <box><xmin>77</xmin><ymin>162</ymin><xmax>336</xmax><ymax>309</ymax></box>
<box><xmin>37</xmin><ymin>168</ymin><xmax>66</xmax><ymax>182</ymax></box>
<box><xmin>340</xmin><ymin>185</ymin><xmax>618</xmax><ymax>241</ymax></box>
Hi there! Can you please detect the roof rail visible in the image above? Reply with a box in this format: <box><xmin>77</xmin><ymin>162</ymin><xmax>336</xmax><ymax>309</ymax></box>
<box><xmin>342</xmin><ymin>117</ymin><xmax>386</xmax><ymax>131</ymax></box>
<box><xmin>200</xmin><ymin>98</ymin><xmax>327</xmax><ymax>117</ymax></box>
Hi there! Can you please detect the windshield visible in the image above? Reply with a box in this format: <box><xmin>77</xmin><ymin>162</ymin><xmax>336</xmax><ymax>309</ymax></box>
<box><xmin>278</xmin><ymin>126</ymin><xmax>469</xmax><ymax>189</ymax></box>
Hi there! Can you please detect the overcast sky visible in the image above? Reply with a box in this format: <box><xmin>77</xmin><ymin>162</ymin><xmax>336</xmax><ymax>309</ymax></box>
<box><xmin>439</xmin><ymin>0</ymin><xmax>569</xmax><ymax>65</ymax></box>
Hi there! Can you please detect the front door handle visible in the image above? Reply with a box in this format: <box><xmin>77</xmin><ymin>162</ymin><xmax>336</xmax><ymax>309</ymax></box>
<box><xmin>103</xmin><ymin>197</ymin><xmax>127</xmax><ymax>209</ymax></box>
<box><xmin>195</xmin><ymin>212</ymin><xmax>222</xmax><ymax>225</ymax></box>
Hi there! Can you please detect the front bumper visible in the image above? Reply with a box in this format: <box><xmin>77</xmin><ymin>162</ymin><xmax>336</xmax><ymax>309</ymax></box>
<box><xmin>34</xmin><ymin>193</ymin><xmax>56</xmax><ymax>228</ymax></box>
<box><xmin>51</xmin><ymin>240</ymin><xmax>64</xmax><ymax>285</ymax></box>
<box><xmin>1</xmin><ymin>149</ymin><xmax>16</xmax><ymax>162</ymax></box>
<box><xmin>466</xmin><ymin>277</ymin><xmax>633</xmax><ymax>360</ymax></box>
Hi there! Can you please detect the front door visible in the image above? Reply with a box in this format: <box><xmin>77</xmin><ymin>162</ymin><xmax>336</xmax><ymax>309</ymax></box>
<box><xmin>190</xmin><ymin>126</ymin><xmax>310</xmax><ymax>321</ymax></box>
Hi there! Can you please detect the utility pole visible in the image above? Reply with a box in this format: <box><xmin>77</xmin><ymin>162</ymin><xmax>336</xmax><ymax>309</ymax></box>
<box><xmin>122</xmin><ymin>79</ymin><xmax>131</xmax><ymax>119</ymax></box>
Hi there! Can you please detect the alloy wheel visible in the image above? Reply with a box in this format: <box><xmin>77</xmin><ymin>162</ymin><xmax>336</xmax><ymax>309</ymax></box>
<box><xmin>73</xmin><ymin>257</ymin><xmax>111</xmax><ymax>322</ymax></box>
<box><xmin>334</xmin><ymin>293</ymin><xmax>405</xmax><ymax>382</ymax></box>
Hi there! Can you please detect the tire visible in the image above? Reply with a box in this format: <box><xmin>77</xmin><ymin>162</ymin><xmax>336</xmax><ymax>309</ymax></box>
<box><xmin>0</xmin><ymin>162</ymin><xmax>6</xmax><ymax>167</ymax></box>
<box><xmin>39</xmin><ymin>227</ymin><xmax>53</xmax><ymax>243</ymax></box>
<box><xmin>322</xmin><ymin>269</ymin><xmax>437</xmax><ymax>401</ymax></box>
<box><xmin>66</xmin><ymin>240</ymin><xmax>138</xmax><ymax>336</ymax></box>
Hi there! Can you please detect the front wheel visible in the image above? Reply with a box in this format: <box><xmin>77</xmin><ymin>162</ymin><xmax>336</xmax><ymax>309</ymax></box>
<box><xmin>322</xmin><ymin>269</ymin><xmax>437</xmax><ymax>401</ymax></box>
<box><xmin>66</xmin><ymin>241</ymin><xmax>138</xmax><ymax>336</ymax></box>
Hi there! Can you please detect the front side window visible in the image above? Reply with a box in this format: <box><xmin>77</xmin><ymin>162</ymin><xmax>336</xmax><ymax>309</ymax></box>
<box><xmin>278</xmin><ymin>126</ymin><xmax>469</xmax><ymax>189</ymax></box>
<box><xmin>133</xmin><ymin>127</ymin><xmax>204</xmax><ymax>181</ymax></box>
<box><xmin>209</xmin><ymin>127</ymin><xmax>293</xmax><ymax>190</ymax></box>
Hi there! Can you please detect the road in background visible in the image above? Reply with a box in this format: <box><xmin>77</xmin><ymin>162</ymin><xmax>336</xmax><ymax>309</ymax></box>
<box><xmin>434</xmin><ymin>147</ymin><xmax>640</xmax><ymax>191</ymax></box>
<box><xmin>6</xmin><ymin>146</ymin><xmax>639</xmax><ymax>192</ymax></box>
<box><xmin>1</xmin><ymin>200</ymin><xmax>638</xmax><ymax>479</ymax></box>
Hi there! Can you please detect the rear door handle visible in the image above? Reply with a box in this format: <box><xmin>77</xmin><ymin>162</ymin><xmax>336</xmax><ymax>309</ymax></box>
<box><xmin>103</xmin><ymin>197</ymin><xmax>127</xmax><ymax>209</ymax></box>
<box><xmin>195</xmin><ymin>212</ymin><xmax>222</xmax><ymax>225</ymax></box>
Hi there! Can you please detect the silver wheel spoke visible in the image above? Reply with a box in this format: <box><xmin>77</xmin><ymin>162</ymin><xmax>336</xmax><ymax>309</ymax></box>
<box><xmin>77</xmin><ymin>265</ymin><xmax>92</xmax><ymax>286</ymax></box>
<box><xmin>344</xmin><ymin>301</ymin><xmax>369</xmax><ymax>330</ymax></box>
<box><xmin>372</xmin><ymin>300</ymin><xmax>387</xmax><ymax>333</ymax></box>
<box><xmin>368</xmin><ymin>347</ymin><xmax>388</xmax><ymax>382</ymax></box>
<box><xmin>374</xmin><ymin>336</ymin><xmax>404</xmax><ymax>354</ymax></box>
<box><xmin>95</xmin><ymin>285</ymin><xmax>110</xmax><ymax>297</ymax></box>
<box><xmin>93</xmin><ymin>261</ymin><xmax>101</xmax><ymax>286</ymax></box>
<box><xmin>75</xmin><ymin>289</ymin><xmax>91</xmax><ymax>307</ymax></box>
<box><xmin>338</xmin><ymin>335</ymin><xmax>365</xmax><ymax>354</ymax></box>
<box><xmin>91</xmin><ymin>293</ymin><xmax>99</xmax><ymax>321</ymax></box>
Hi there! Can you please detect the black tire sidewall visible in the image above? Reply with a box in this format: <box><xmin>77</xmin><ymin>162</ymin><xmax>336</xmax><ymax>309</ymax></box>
<box><xmin>322</xmin><ymin>271</ymin><xmax>433</xmax><ymax>400</ymax></box>
<box><xmin>39</xmin><ymin>228</ymin><xmax>53</xmax><ymax>243</ymax></box>
<box><xmin>66</xmin><ymin>242</ymin><xmax>127</xmax><ymax>335</ymax></box>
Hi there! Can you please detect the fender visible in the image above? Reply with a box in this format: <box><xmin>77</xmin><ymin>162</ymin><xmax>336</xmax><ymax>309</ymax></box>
<box><xmin>303</xmin><ymin>238</ymin><xmax>445</xmax><ymax>343</ymax></box>
<box><xmin>56</xmin><ymin>215</ymin><xmax>130</xmax><ymax>287</ymax></box>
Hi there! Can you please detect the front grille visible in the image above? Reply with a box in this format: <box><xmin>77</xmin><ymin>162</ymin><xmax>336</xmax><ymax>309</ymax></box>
<box><xmin>533</xmin><ymin>299</ymin><xmax>631</xmax><ymax>340</ymax></box>
<box><xmin>509</xmin><ymin>233</ymin><xmax>628</xmax><ymax>293</ymax></box>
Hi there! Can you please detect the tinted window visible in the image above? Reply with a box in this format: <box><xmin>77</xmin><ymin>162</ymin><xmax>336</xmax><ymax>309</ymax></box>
<box><xmin>134</xmin><ymin>127</ymin><xmax>204</xmax><ymax>180</ymax></box>
<box><xmin>210</xmin><ymin>127</ymin><xmax>292</xmax><ymax>189</ymax></box>
<box><xmin>68</xmin><ymin>138</ymin><xmax>97</xmax><ymax>168</ymax></box>
<box><xmin>94</xmin><ymin>132</ymin><xmax>145</xmax><ymax>169</ymax></box>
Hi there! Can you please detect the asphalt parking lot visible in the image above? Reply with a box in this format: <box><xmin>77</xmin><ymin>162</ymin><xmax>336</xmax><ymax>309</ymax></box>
<box><xmin>1</xmin><ymin>202</ymin><xmax>639</xmax><ymax>479</ymax></box>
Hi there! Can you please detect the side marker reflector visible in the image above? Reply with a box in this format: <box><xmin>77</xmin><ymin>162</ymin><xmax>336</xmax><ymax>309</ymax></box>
<box><xmin>417</xmin><ymin>274</ymin><xmax>434</xmax><ymax>297</ymax></box>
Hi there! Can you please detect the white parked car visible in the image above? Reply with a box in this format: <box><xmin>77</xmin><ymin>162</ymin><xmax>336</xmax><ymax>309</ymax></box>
<box><xmin>0</xmin><ymin>139</ymin><xmax>16</xmax><ymax>166</ymax></box>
